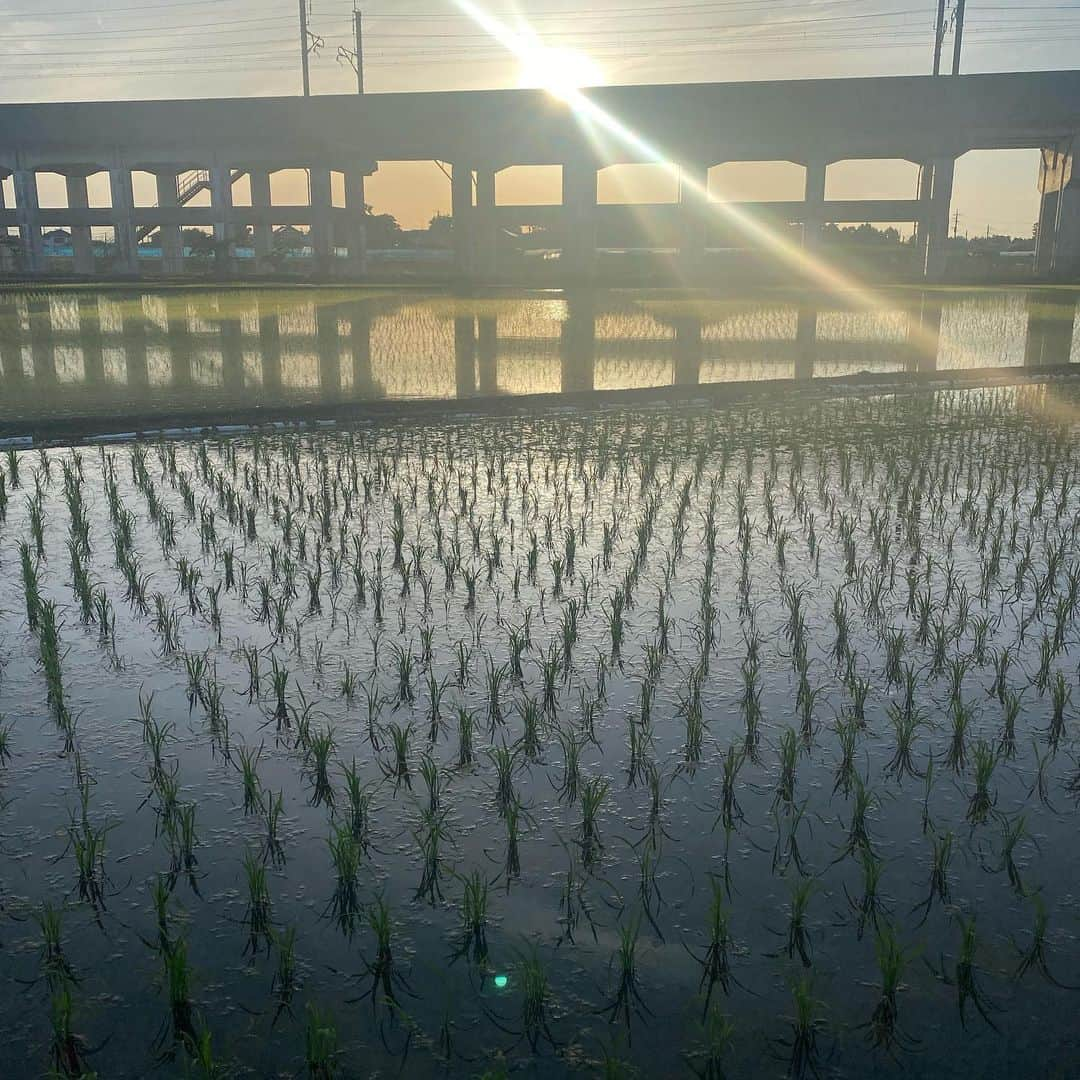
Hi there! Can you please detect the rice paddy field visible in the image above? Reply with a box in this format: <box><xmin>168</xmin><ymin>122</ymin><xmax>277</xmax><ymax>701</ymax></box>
<box><xmin>3</xmin><ymin>378</ymin><xmax>1080</xmax><ymax>1077</ymax></box>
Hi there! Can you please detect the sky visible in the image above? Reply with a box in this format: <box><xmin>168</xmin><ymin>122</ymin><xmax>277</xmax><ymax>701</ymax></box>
<box><xmin>4</xmin><ymin>0</ymin><xmax>1080</xmax><ymax>233</ymax></box>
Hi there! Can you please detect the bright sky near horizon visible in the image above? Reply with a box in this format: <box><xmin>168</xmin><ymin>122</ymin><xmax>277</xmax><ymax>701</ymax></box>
<box><xmin>4</xmin><ymin>0</ymin><xmax>1080</xmax><ymax>234</ymax></box>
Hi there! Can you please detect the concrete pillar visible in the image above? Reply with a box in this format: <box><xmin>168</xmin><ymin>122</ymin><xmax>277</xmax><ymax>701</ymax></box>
<box><xmin>673</xmin><ymin>316</ymin><xmax>703</xmax><ymax>386</ymax></box>
<box><xmin>14</xmin><ymin>169</ymin><xmax>44</xmax><ymax>274</ymax></box>
<box><xmin>1054</xmin><ymin>185</ymin><xmax>1080</xmax><ymax>279</ymax></box>
<box><xmin>451</xmin><ymin>164</ymin><xmax>473</xmax><ymax>278</ymax></box>
<box><xmin>209</xmin><ymin>165</ymin><xmax>234</xmax><ymax>275</ymax></box>
<box><xmin>65</xmin><ymin>174</ymin><xmax>94</xmax><ymax>275</ymax></box>
<box><xmin>1035</xmin><ymin>146</ymin><xmax>1080</xmax><ymax>279</ymax></box>
<box><xmin>1035</xmin><ymin>187</ymin><xmax>1062</xmax><ymax>277</ymax></box>
<box><xmin>923</xmin><ymin>156</ymin><xmax>955</xmax><ymax>279</ymax></box>
<box><xmin>344</xmin><ymin>167</ymin><xmax>368</xmax><ymax>276</ymax></box>
<box><xmin>561</xmin><ymin>293</ymin><xmax>596</xmax><ymax>393</ymax></box>
<box><xmin>454</xmin><ymin>315</ymin><xmax>476</xmax><ymax>398</ymax></box>
<box><xmin>795</xmin><ymin>303</ymin><xmax>817</xmax><ymax>381</ymax></box>
<box><xmin>477</xmin><ymin>316</ymin><xmax>498</xmax><ymax>394</ymax></box>
<box><xmin>155</xmin><ymin>172</ymin><xmax>183</xmax><ymax>275</ymax></box>
<box><xmin>249</xmin><ymin>170</ymin><xmax>274</xmax><ymax>272</ymax></box>
<box><xmin>679</xmin><ymin>162</ymin><xmax>711</xmax><ymax>277</ymax></box>
<box><xmin>1025</xmin><ymin>291</ymin><xmax>1076</xmax><ymax>367</ymax></box>
<box><xmin>914</xmin><ymin>162</ymin><xmax>933</xmax><ymax>269</ymax></box>
<box><xmin>474</xmin><ymin>167</ymin><xmax>497</xmax><ymax>280</ymax></box>
<box><xmin>109</xmin><ymin>165</ymin><xmax>139</xmax><ymax>276</ymax></box>
<box><xmin>562</xmin><ymin>157</ymin><xmax>597</xmax><ymax>280</ymax></box>
<box><xmin>802</xmin><ymin>159</ymin><xmax>828</xmax><ymax>250</ymax></box>
<box><xmin>308</xmin><ymin>167</ymin><xmax>333</xmax><ymax>275</ymax></box>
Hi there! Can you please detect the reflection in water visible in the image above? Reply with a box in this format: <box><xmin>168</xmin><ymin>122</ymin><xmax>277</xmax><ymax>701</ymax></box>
<box><xmin>0</xmin><ymin>286</ymin><xmax>1077</xmax><ymax>430</ymax></box>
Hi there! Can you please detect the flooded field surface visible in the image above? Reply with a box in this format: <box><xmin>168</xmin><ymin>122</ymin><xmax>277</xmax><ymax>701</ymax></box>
<box><xmin>1</xmin><ymin>286</ymin><xmax>1079</xmax><ymax>437</ymax></box>
<box><xmin>2</xmin><ymin>381</ymin><xmax>1080</xmax><ymax>1077</ymax></box>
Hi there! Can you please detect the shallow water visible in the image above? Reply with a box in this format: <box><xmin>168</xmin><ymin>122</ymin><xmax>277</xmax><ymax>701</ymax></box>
<box><xmin>1</xmin><ymin>286</ymin><xmax>1079</xmax><ymax>436</ymax></box>
<box><xmin>1</xmin><ymin>383</ymin><xmax>1080</xmax><ymax>1077</ymax></box>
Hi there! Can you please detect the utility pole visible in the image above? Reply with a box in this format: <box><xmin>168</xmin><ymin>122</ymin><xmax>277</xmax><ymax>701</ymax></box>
<box><xmin>951</xmin><ymin>0</ymin><xmax>966</xmax><ymax>75</ymax></box>
<box><xmin>932</xmin><ymin>0</ymin><xmax>947</xmax><ymax>75</ymax></box>
<box><xmin>953</xmin><ymin>208</ymin><xmax>960</xmax><ymax>237</ymax></box>
<box><xmin>298</xmin><ymin>0</ymin><xmax>325</xmax><ymax>96</ymax></box>
<box><xmin>354</xmin><ymin>8</ymin><xmax>364</xmax><ymax>94</ymax></box>
<box><xmin>299</xmin><ymin>0</ymin><xmax>310</xmax><ymax>96</ymax></box>
<box><xmin>337</xmin><ymin>6</ymin><xmax>365</xmax><ymax>94</ymax></box>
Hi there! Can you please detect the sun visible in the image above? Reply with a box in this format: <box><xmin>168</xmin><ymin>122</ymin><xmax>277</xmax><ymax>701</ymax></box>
<box><xmin>516</xmin><ymin>46</ymin><xmax>605</xmax><ymax>100</ymax></box>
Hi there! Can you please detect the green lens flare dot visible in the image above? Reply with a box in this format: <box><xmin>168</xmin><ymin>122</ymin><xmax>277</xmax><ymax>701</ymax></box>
<box><xmin>493</xmin><ymin>974</ymin><xmax>509</xmax><ymax>989</ymax></box>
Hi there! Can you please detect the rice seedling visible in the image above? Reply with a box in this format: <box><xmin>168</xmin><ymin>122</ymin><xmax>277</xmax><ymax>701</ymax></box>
<box><xmin>262</xmin><ymin>789</ymin><xmax>286</xmax><ymax>866</ymax></box>
<box><xmin>512</xmin><ymin>942</ymin><xmax>555</xmax><ymax>1052</ymax></box>
<box><xmin>553</xmin><ymin>725</ymin><xmax>582</xmax><ymax>803</ymax></box>
<box><xmin>304</xmin><ymin>1003</ymin><xmax>339</xmax><ymax>1078</ymax></box>
<box><xmin>161</xmin><ymin>935</ymin><xmax>196</xmax><ymax>1052</ymax></box>
<box><xmin>235</xmin><ymin>742</ymin><xmax>264</xmax><ymax>814</ymax></box>
<box><xmin>242</xmin><ymin>848</ymin><xmax>273</xmax><ymax>957</ymax></box>
<box><xmin>933</xmin><ymin>915</ymin><xmax>998</xmax><ymax>1030</ymax></box>
<box><xmin>602</xmin><ymin>914</ymin><xmax>651</xmax><ymax>1031</ymax></box>
<box><xmin>0</xmin><ymin>718</ymin><xmax>12</xmax><ymax>767</ymax></box>
<box><xmin>885</xmin><ymin>705</ymin><xmax>924</xmax><ymax>782</ymax></box>
<box><xmin>167</xmin><ymin>802</ymin><xmax>199</xmax><ymax>877</ymax></box>
<box><xmin>782</xmin><ymin>878</ymin><xmax>816</xmax><ymax>968</ymax></box>
<box><xmin>503</xmin><ymin>796</ymin><xmax>526</xmax><ymax>886</ymax></box>
<box><xmin>778</xmin><ymin>976</ymin><xmax>824</xmax><ymax>1080</ymax></box>
<box><xmin>454</xmin><ymin>868</ymin><xmax>490</xmax><ymax>965</ymax></box>
<box><xmin>913</xmin><ymin>829</ymin><xmax>953</xmax><ymax>925</ymax></box>
<box><xmin>864</xmin><ymin>921</ymin><xmax>917</xmax><ymax>1052</ymax></box>
<box><xmin>774</xmin><ymin>727</ymin><xmax>799</xmax><ymax>811</ymax></box>
<box><xmin>687</xmin><ymin>878</ymin><xmax>737</xmax><ymax>1017</ymax></box>
<box><xmin>306</xmin><ymin>726</ymin><xmax>335</xmax><ymax>807</ymax></box>
<box><xmin>1013</xmin><ymin>894</ymin><xmax>1074</xmax><ymax>988</ymax></box>
<box><xmin>37</xmin><ymin>902</ymin><xmax>77</xmax><ymax>988</ymax></box>
<box><xmin>382</xmin><ymin>721</ymin><xmax>414</xmax><ymax>788</ymax></box>
<box><xmin>357</xmin><ymin>894</ymin><xmax>411</xmax><ymax>1013</ymax></box>
<box><xmin>966</xmin><ymin>740</ymin><xmax>998</xmax><ymax>825</ymax></box>
<box><xmin>579</xmin><ymin>774</ymin><xmax>609</xmax><ymax>865</ymax></box>
<box><xmin>270</xmin><ymin>925</ymin><xmax>298</xmax><ymax>1021</ymax></box>
<box><xmin>326</xmin><ymin>822</ymin><xmax>362</xmax><ymax>934</ymax></box>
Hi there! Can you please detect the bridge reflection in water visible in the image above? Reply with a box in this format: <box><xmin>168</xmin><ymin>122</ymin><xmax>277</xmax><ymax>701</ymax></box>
<box><xmin>1</xmin><ymin>288</ymin><xmax>1077</xmax><ymax>432</ymax></box>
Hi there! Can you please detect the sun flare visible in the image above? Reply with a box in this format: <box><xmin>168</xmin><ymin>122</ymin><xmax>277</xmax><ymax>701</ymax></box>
<box><xmin>516</xmin><ymin>45</ymin><xmax>605</xmax><ymax>100</ymax></box>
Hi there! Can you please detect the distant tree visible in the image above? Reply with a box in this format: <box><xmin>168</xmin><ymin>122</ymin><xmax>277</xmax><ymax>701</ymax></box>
<box><xmin>427</xmin><ymin>213</ymin><xmax>454</xmax><ymax>246</ymax></box>
<box><xmin>362</xmin><ymin>206</ymin><xmax>403</xmax><ymax>249</ymax></box>
<box><xmin>181</xmin><ymin>229</ymin><xmax>215</xmax><ymax>255</ymax></box>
